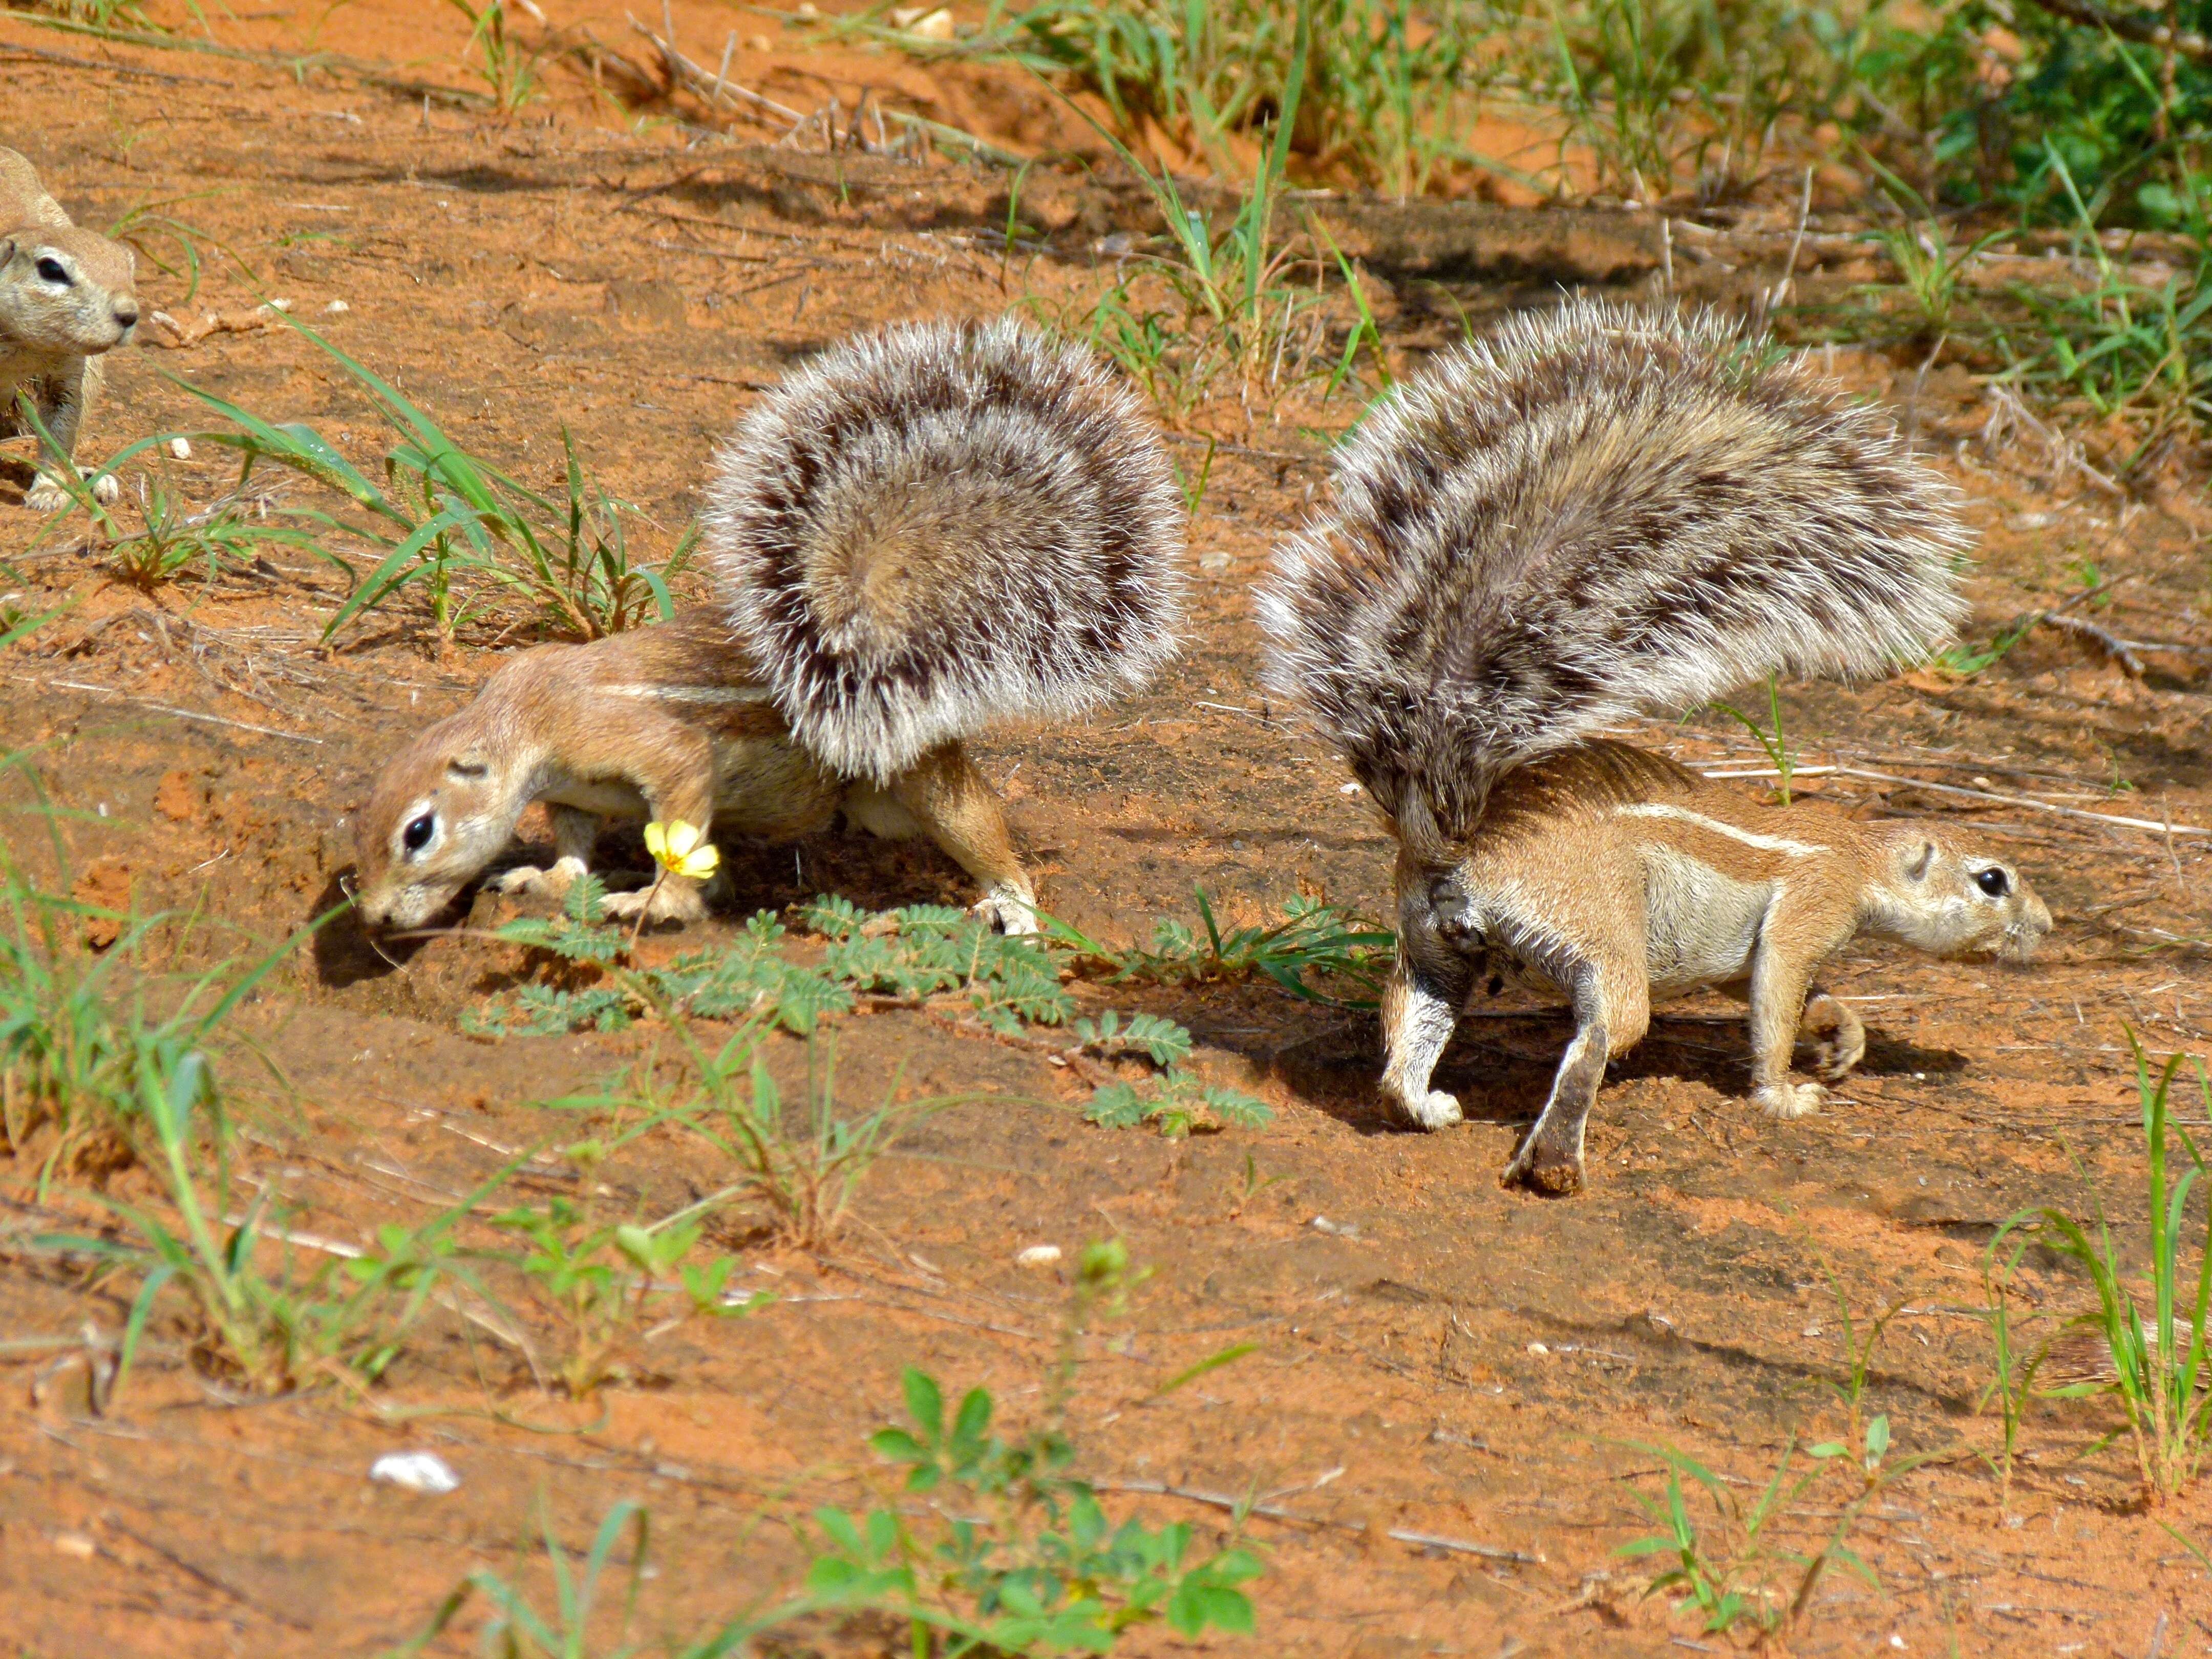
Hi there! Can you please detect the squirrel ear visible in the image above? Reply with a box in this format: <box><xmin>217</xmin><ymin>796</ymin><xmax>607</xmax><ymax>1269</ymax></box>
<box><xmin>446</xmin><ymin>756</ymin><xmax>490</xmax><ymax>782</ymax></box>
<box><xmin>1903</xmin><ymin>840</ymin><xmax>1934</xmax><ymax>883</ymax></box>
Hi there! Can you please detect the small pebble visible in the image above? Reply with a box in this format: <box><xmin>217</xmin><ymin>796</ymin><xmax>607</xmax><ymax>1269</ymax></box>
<box><xmin>265</xmin><ymin>296</ymin><xmax>292</xmax><ymax>312</ymax></box>
<box><xmin>1525</xmin><ymin>1342</ymin><xmax>1549</xmax><ymax>1356</ymax></box>
<box><xmin>52</xmin><ymin>1532</ymin><xmax>96</xmax><ymax>1560</ymax></box>
<box><xmin>1338</xmin><ymin>781</ymin><xmax>1361</xmax><ymax>795</ymax></box>
<box><xmin>1014</xmin><ymin>1244</ymin><xmax>1061</xmax><ymax>1267</ymax></box>
<box><xmin>166</xmin><ymin>437</ymin><xmax>192</xmax><ymax>460</ymax></box>
<box><xmin>325</xmin><ymin>299</ymin><xmax>350</xmax><ymax>314</ymax></box>
<box><xmin>370</xmin><ymin>1450</ymin><xmax>460</xmax><ymax>1493</ymax></box>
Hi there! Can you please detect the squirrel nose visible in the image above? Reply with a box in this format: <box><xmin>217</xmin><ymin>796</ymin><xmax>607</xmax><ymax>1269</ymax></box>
<box><xmin>113</xmin><ymin>304</ymin><xmax>138</xmax><ymax>330</ymax></box>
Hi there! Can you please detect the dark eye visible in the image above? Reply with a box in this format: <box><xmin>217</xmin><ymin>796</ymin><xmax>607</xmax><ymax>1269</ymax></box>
<box><xmin>1975</xmin><ymin>868</ymin><xmax>2009</xmax><ymax>898</ymax></box>
<box><xmin>402</xmin><ymin>813</ymin><xmax>435</xmax><ymax>854</ymax></box>
<box><xmin>34</xmin><ymin>257</ymin><xmax>68</xmax><ymax>284</ymax></box>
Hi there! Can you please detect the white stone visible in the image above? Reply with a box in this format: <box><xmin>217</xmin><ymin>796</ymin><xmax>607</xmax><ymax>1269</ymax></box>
<box><xmin>370</xmin><ymin>1451</ymin><xmax>460</xmax><ymax>1493</ymax></box>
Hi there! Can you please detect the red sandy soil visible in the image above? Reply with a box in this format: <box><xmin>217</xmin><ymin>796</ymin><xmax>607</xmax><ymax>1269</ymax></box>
<box><xmin>3</xmin><ymin>4</ymin><xmax>2211</xmax><ymax>1654</ymax></box>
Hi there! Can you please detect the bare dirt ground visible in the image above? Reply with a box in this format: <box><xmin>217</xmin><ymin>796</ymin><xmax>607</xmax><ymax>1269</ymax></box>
<box><xmin>4</xmin><ymin>5</ymin><xmax>2212</xmax><ymax>1654</ymax></box>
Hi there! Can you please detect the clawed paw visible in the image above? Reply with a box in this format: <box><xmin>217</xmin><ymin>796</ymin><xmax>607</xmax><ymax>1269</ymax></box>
<box><xmin>23</xmin><ymin>469</ymin><xmax>117</xmax><ymax>513</ymax></box>
<box><xmin>972</xmin><ymin>886</ymin><xmax>1038</xmax><ymax>938</ymax></box>
<box><xmin>1394</xmin><ymin>1088</ymin><xmax>1463</xmax><ymax>1131</ymax></box>
<box><xmin>492</xmin><ymin>864</ymin><xmax>571</xmax><ymax>898</ymax></box>
<box><xmin>1755</xmin><ymin>1080</ymin><xmax>1826</xmax><ymax>1120</ymax></box>
<box><xmin>600</xmin><ymin>882</ymin><xmax>706</xmax><ymax>925</ymax></box>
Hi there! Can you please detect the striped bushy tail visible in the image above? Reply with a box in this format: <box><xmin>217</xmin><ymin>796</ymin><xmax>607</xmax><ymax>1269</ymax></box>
<box><xmin>1257</xmin><ymin>299</ymin><xmax>1971</xmax><ymax>852</ymax></box>
<box><xmin>703</xmin><ymin>317</ymin><xmax>1186</xmax><ymax>783</ymax></box>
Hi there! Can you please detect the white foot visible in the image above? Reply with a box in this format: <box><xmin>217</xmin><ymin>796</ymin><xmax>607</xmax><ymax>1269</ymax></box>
<box><xmin>491</xmin><ymin>856</ymin><xmax>587</xmax><ymax>898</ymax></box>
<box><xmin>600</xmin><ymin>880</ymin><xmax>706</xmax><ymax>924</ymax></box>
<box><xmin>1393</xmin><ymin>1088</ymin><xmax>1463</xmax><ymax>1131</ymax></box>
<box><xmin>973</xmin><ymin>883</ymin><xmax>1038</xmax><ymax>937</ymax></box>
<box><xmin>1755</xmin><ymin>1080</ymin><xmax>1826</xmax><ymax>1120</ymax></box>
<box><xmin>24</xmin><ymin>468</ymin><xmax>116</xmax><ymax>512</ymax></box>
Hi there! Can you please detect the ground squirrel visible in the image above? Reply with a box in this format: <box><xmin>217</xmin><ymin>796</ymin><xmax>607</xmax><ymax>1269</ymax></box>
<box><xmin>1260</xmin><ymin>300</ymin><xmax>2052</xmax><ymax>1195</ymax></box>
<box><xmin>0</xmin><ymin>147</ymin><xmax>138</xmax><ymax>512</ymax></box>
<box><xmin>354</xmin><ymin>317</ymin><xmax>1185</xmax><ymax>935</ymax></box>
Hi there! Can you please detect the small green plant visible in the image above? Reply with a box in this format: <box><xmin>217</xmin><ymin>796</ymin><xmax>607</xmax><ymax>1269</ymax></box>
<box><xmin>808</xmin><ymin>898</ymin><xmax>1076</xmax><ymax>1035</ymax></box>
<box><xmin>449</xmin><ymin>0</ymin><xmax>544</xmax><ymax>113</ymax></box>
<box><xmin>1864</xmin><ymin>217</ymin><xmax>2005</xmax><ymax>339</ymax></box>
<box><xmin>1050</xmin><ymin>889</ymin><xmax>1394</xmax><ymax>1001</ymax></box>
<box><xmin>1087</xmin><ymin>1070</ymin><xmax>1272</xmax><ymax>1138</ymax></box>
<box><xmin>393</xmin><ymin>1498</ymin><xmax>651</xmax><ymax>1659</ymax></box>
<box><xmin>1707</xmin><ymin>675</ymin><xmax>1797</xmax><ymax>805</ymax></box>
<box><xmin>466</xmin><ymin>888</ymin><xmax>853</xmax><ymax>1037</ymax></box>
<box><xmin>1931</xmin><ymin>612</ymin><xmax>2038</xmax><ymax>680</ymax></box>
<box><xmin>595</xmin><ymin>1019</ymin><xmax>947</xmax><ymax>1252</ymax></box>
<box><xmin>34</xmin><ymin>1034</ymin><xmax>503</xmax><ymax>1396</ymax></box>
<box><xmin>1977</xmin><ymin>1259</ymin><xmax>2050</xmax><ymax>1517</ymax></box>
<box><xmin>0</xmin><ymin>840</ymin><xmax>300</xmax><ymax>1185</ymax></box>
<box><xmin>1995</xmin><ymin>148</ymin><xmax>2212</xmax><ymax>469</ymax></box>
<box><xmin>1988</xmin><ymin>1030</ymin><xmax>2212</xmax><ymax>1502</ymax></box>
<box><xmin>1074</xmin><ymin>1010</ymin><xmax>1268</xmax><ymax>1138</ymax></box>
<box><xmin>492</xmin><ymin>1189</ymin><xmax>761</xmax><ymax>1395</ymax></box>
<box><xmin>107</xmin><ymin>195</ymin><xmax>257</xmax><ymax>306</ymax></box>
<box><xmin>398</xmin><ymin>1244</ymin><xmax>1265</xmax><ymax>1653</ymax></box>
<box><xmin>1075</xmin><ymin>1010</ymin><xmax>1194</xmax><ymax>1068</ymax></box>
<box><xmin>104</xmin><ymin>472</ymin><xmax>336</xmax><ymax>589</ymax></box>
<box><xmin>1617</xmin><ymin>1437</ymin><xmax>1878</xmax><ymax>1639</ymax></box>
<box><xmin>804</xmin><ymin>1240</ymin><xmax>1264</xmax><ymax>1647</ymax></box>
<box><xmin>175</xmin><ymin>325</ymin><xmax>692</xmax><ymax>643</ymax></box>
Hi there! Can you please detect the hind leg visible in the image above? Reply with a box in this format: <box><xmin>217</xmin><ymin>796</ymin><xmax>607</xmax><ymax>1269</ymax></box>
<box><xmin>1501</xmin><ymin>949</ymin><xmax>1649</xmax><ymax>1196</ymax></box>
<box><xmin>871</xmin><ymin>742</ymin><xmax>1036</xmax><ymax>935</ymax></box>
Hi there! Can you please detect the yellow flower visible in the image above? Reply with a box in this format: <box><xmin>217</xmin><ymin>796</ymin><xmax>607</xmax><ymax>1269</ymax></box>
<box><xmin>643</xmin><ymin>819</ymin><xmax>719</xmax><ymax>881</ymax></box>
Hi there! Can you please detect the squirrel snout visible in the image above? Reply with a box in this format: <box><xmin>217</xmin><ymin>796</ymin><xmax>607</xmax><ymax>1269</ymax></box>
<box><xmin>112</xmin><ymin>302</ymin><xmax>139</xmax><ymax>332</ymax></box>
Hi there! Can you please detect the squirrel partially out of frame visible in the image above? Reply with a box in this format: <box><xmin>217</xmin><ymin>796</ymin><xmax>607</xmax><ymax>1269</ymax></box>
<box><xmin>351</xmin><ymin>318</ymin><xmax>1186</xmax><ymax>936</ymax></box>
<box><xmin>1261</xmin><ymin>300</ymin><xmax>2051</xmax><ymax>1195</ymax></box>
<box><xmin>0</xmin><ymin>147</ymin><xmax>139</xmax><ymax>512</ymax></box>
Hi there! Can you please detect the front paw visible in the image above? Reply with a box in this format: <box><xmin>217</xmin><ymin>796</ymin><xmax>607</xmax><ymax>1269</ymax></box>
<box><xmin>972</xmin><ymin>885</ymin><xmax>1038</xmax><ymax>937</ymax></box>
<box><xmin>23</xmin><ymin>469</ymin><xmax>116</xmax><ymax>512</ymax></box>
<box><xmin>600</xmin><ymin>880</ymin><xmax>706</xmax><ymax>924</ymax></box>
<box><xmin>1390</xmin><ymin>1088</ymin><xmax>1463</xmax><ymax>1131</ymax></box>
<box><xmin>24</xmin><ymin>475</ymin><xmax>71</xmax><ymax>513</ymax></box>
<box><xmin>1755</xmin><ymin>1080</ymin><xmax>1826</xmax><ymax>1120</ymax></box>
<box><xmin>492</xmin><ymin>862</ymin><xmax>577</xmax><ymax>899</ymax></box>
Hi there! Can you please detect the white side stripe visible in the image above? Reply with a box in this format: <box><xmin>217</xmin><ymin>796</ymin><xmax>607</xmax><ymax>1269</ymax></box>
<box><xmin>605</xmin><ymin>683</ymin><xmax>775</xmax><ymax>705</ymax></box>
<box><xmin>1615</xmin><ymin>802</ymin><xmax>1828</xmax><ymax>857</ymax></box>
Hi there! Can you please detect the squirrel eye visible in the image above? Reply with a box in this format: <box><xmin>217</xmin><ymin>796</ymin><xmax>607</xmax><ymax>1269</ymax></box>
<box><xmin>34</xmin><ymin>257</ymin><xmax>68</xmax><ymax>284</ymax></box>
<box><xmin>402</xmin><ymin>813</ymin><xmax>436</xmax><ymax>854</ymax></box>
<box><xmin>1975</xmin><ymin>867</ymin><xmax>2009</xmax><ymax>898</ymax></box>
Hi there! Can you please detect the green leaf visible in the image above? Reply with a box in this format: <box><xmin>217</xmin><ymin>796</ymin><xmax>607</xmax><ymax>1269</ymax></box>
<box><xmin>1086</xmin><ymin>1081</ymin><xmax>1147</xmax><ymax>1130</ymax></box>
<box><xmin>902</xmin><ymin>1367</ymin><xmax>945</xmax><ymax>1442</ymax></box>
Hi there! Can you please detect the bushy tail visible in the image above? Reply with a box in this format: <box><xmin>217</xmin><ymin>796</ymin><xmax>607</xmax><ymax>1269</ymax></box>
<box><xmin>703</xmin><ymin>318</ymin><xmax>1186</xmax><ymax>783</ymax></box>
<box><xmin>1257</xmin><ymin>300</ymin><xmax>1970</xmax><ymax>852</ymax></box>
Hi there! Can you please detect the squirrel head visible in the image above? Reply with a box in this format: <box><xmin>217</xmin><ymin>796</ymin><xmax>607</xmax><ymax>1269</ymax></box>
<box><xmin>1861</xmin><ymin>826</ymin><xmax>2052</xmax><ymax>964</ymax></box>
<box><xmin>352</xmin><ymin>719</ymin><xmax>519</xmax><ymax>932</ymax></box>
<box><xmin>0</xmin><ymin>223</ymin><xmax>138</xmax><ymax>355</ymax></box>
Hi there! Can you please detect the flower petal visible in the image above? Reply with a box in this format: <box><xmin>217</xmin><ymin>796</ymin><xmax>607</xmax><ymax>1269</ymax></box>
<box><xmin>644</xmin><ymin>821</ymin><xmax>670</xmax><ymax>862</ymax></box>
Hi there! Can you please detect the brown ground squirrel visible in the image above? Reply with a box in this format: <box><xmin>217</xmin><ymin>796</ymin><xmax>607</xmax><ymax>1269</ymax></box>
<box><xmin>354</xmin><ymin>317</ymin><xmax>1185</xmax><ymax>935</ymax></box>
<box><xmin>1259</xmin><ymin>300</ymin><xmax>2051</xmax><ymax>1195</ymax></box>
<box><xmin>0</xmin><ymin>148</ymin><xmax>138</xmax><ymax>512</ymax></box>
